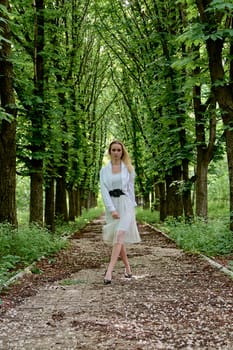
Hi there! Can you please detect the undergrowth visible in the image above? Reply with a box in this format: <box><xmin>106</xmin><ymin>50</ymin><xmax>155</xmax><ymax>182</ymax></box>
<box><xmin>0</xmin><ymin>207</ymin><xmax>103</xmax><ymax>288</ymax></box>
<box><xmin>164</xmin><ymin>217</ymin><xmax>233</xmax><ymax>257</ymax></box>
<box><xmin>136</xmin><ymin>208</ymin><xmax>233</xmax><ymax>257</ymax></box>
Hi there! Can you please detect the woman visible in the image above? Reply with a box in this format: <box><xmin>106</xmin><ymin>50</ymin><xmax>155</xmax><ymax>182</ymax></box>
<box><xmin>100</xmin><ymin>140</ymin><xmax>141</xmax><ymax>284</ymax></box>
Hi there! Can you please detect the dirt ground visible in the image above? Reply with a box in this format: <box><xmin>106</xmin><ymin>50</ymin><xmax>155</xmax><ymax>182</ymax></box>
<box><xmin>0</xmin><ymin>217</ymin><xmax>233</xmax><ymax>350</ymax></box>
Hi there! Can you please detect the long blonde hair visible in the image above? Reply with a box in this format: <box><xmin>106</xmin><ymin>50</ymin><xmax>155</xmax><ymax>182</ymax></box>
<box><xmin>108</xmin><ymin>140</ymin><xmax>134</xmax><ymax>173</ymax></box>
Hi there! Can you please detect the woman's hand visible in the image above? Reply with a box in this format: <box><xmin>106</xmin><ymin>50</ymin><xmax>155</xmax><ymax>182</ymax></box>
<box><xmin>111</xmin><ymin>211</ymin><xmax>120</xmax><ymax>219</ymax></box>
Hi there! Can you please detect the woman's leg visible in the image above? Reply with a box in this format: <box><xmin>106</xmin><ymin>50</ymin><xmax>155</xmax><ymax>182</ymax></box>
<box><xmin>104</xmin><ymin>230</ymin><xmax>124</xmax><ymax>281</ymax></box>
<box><xmin>105</xmin><ymin>243</ymin><xmax>122</xmax><ymax>280</ymax></box>
<box><xmin>120</xmin><ymin>245</ymin><xmax>131</xmax><ymax>275</ymax></box>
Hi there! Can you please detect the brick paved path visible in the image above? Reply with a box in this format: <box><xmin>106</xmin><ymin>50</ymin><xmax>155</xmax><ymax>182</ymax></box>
<box><xmin>0</xmin><ymin>218</ymin><xmax>233</xmax><ymax>349</ymax></box>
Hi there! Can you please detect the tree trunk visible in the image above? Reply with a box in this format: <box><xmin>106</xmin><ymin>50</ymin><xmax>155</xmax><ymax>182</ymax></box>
<box><xmin>152</xmin><ymin>181</ymin><xmax>160</xmax><ymax>211</ymax></box>
<box><xmin>196</xmin><ymin>0</ymin><xmax>233</xmax><ymax>228</ymax></box>
<box><xmin>225</xmin><ymin>127</ymin><xmax>233</xmax><ymax>230</ymax></box>
<box><xmin>88</xmin><ymin>190</ymin><xmax>97</xmax><ymax>209</ymax></box>
<box><xmin>192</xmin><ymin>54</ymin><xmax>216</xmax><ymax>219</ymax></box>
<box><xmin>159</xmin><ymin>182</ymin><xmax>166</xmax><ymax>221</ymax></box>
<box><xmin>166</xmin><ymin>165</ymin><xmax>183</xmax><ymax>217</ymax></box>
<box><xmin>75</xmin><ymin>187</ymin><xmax>82</xmax><ymax>217</ymax></box>
<box><xmin>143</xmin><ymin>193</ymin><xmax>150</xmax><ymax>209</ymax></box>
<box><xmin>182</xmin><ymin>159</ymin><xmax>194</xmax><ymax>221</ymax></box>
<box><xmin>195</xmin><ymin>159</ymin><xmax>208</xmax><ymax>218</ymax></box>
<box><xmin>55</xmin><ymin>176</ymin><xmax>68</xmax><ymax>222</ymax></box>
<box><xmin>68</xmin><ymin>189</ymin><xmax>75</xmax><ymax>221</ymax></box>
<box><xmin>0</xmin><ymin>0</ymin><xmax>17</xmax><ymax>225</ymax></box>
<box><xmin>45</xmin><ymin>178</ymin><xmax>55</xmax><ymax>232</ymax></box>
<box><xmin>30</xmin><ymin>0</ymin><xmax>45</xmax><ymax>224</ymax></box>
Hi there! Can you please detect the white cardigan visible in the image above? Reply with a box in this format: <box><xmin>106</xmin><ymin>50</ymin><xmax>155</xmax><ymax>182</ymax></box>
<box><xmin>100</xmin><ymin>161</ymin><xmax>137</xmax><ymax>212</ymax></box>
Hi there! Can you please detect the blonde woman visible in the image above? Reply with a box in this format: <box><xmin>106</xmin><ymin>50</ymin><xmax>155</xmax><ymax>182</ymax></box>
<box><xmin>100</xmin><ymin>140</ymin><xmax>141</xmax><ymax>284</ymax></box>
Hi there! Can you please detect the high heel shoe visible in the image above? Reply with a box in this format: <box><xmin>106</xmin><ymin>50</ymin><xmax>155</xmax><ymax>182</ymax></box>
<box><xmin>124</xmin><ymin>270</ymin><xmax>132</xmax><ymax>278</ymax></box>
<box><xmin>104</xmin><ymin>270</ymin><xmax>112</xmax><ymax>285</ymax></box>
<box><xmin>104</xmin><ymin>279</ymin><xmax>111</xmax><ymax>285</ymax></box>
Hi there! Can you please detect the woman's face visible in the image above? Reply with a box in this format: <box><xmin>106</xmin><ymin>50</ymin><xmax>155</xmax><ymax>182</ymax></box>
<box><xmin>109</xmin><ymin>143</ymin><xmax>123</xmax><ymax>161</ymax></box>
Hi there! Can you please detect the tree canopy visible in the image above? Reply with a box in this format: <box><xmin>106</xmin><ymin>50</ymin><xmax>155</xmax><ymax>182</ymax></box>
<box><xmin>0</xmin><ymin>0</ymin><xmax>233</xmax><ymax>229</ymax></box>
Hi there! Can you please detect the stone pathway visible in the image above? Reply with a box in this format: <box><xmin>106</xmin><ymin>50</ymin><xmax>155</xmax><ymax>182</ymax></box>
<box><xmin>0</xmin><ymin>218</ymin><xmax>233</xmax><ymax>349</ymax></box>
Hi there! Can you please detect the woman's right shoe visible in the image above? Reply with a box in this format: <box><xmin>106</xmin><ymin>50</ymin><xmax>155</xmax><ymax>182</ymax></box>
<box><xmin>104</xmin><ymin>279</ymin><xmax>111</xmax><ymax>285</ymax></box>
<box><xmin>104</xmin><ymin>269</ymin><xmax>111</xmax><ymax>284</ymax></box>
<box><xmin>124</xmin><ymin>270</ymin><xmax>132</xmax><ymax>278</ymax></box>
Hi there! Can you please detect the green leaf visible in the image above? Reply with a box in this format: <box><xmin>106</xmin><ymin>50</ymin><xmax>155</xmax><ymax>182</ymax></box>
<box><xmin>0</xmin><ymin>108</ymin><xmax>15</xmax><ymax>122</ymax></box>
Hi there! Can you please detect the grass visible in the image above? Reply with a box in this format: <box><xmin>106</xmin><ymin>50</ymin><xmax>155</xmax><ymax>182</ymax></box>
<box><xmin>136</xmin><ymin>207</ymin><xmax>160</xmax><ymax>226</ymax></box>
<box><xmin>0</xmin><ymin>207</ymin><xmax>103</xmax><ymax>288</ymax></box>
<box><xmin>136</xmin><ymin>208</ymin><xmax>233</xmax><ymax>258</ymax></box>
<box><xmin>164</xmin><ymin>216</ymin><xmax>233</xmax><ymax>257</ymax></box>
<box><xmin>1</xmin><ymin>197</ymin><xmax>233</xmax><ymax>290</ymax></box>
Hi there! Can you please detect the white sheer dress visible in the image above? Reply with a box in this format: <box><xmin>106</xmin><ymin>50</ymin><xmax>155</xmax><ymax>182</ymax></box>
<box><xmin>103</xmin><ymin>172</ymin><xmax>141</xmax><ymax>245</ymax></box>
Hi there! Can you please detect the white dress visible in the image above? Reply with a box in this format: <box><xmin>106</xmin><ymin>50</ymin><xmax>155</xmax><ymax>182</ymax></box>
<box><xmin>103</xmin><ymin>172</ymin><xmax>141</xmax><ymax>245</ymax></box>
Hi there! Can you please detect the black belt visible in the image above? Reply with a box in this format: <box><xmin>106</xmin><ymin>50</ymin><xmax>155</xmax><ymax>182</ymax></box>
<box><xmin>109</xmin><ymin>189</ymin><xmax>125</xmax><ymax>197</ymax></box>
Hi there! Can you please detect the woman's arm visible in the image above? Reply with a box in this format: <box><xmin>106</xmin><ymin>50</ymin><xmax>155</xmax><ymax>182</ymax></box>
<box><xmin>100</xmin><ymin>168</ymin><xmax>116</xmax><ymax>212</ymax></box>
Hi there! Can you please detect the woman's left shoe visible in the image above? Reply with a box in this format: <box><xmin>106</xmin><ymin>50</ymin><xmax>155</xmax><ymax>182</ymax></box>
<box><xmin>104</xmin><ymin>279</ymin><xmax>112</xmax><ymax>285</ymax></box>
<box><xmin>104</xmin><ymin>270</ymin><xmax>112</xmax><ymax>284</ymax></box>
<box><xmin>124</xmin><ymin>270</ymin><xmax>132</xmax><ymax>278</ymax></box>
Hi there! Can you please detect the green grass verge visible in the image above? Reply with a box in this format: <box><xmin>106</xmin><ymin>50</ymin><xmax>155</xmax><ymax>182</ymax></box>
<box><xmin>136</xmin><ymin>208</ymin><xmax>233</xmax><ymax>257</ymax></box>
<box><xmin>0</xmin><ymin>207</ymin><xmax>103</xmax><ymax>288</ymax></box>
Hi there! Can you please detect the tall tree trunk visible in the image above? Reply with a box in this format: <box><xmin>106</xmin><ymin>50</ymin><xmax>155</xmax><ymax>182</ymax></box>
<box><xmin>166</xmin><ymin>165</ymin><xmax>183</xmax><ymax>217</ymax></box>
<box><xmin>195</xmin><ymin>159</ymin><xmax>208</xmax><ymax>218</ymax></box>
<box><xmin>182</xmin><ymin>159</ymin><xmax>194</xmax><ymax>221</ymax></box>
<box><xmin>225</xmin><ymin>126</ymin><xmax>233</xmax><ymax>230</ymax></box>
<box><xmin>54</xmin><ymin>160</ymin><xmax>68</xmax><ymax>224</ymax></box>
<box><xmin>55</xmin><ymin>175</ymin><xmax>68</xmax><ymax>222</ymax></box>
<box><xmin>159</xmin><ymin>182</ymin><xmax>166</xmax><ymax>221</ymax></box>
<box><xmin>88</xmin><ymin>190</ymin><xmax>97</xmax><ymax>209</ymax></box>
<box><xmin>0</xmin><ymin>0</ymin><xmax>17</xmax><ymax>225</ymax></box>
<box><xmin>68</xmin><ymin>189</ymin><xmax>75</xmax><ymax>221</ymax></box>
<box><xmin>75</xmin><ymin>187</ymin><xmax>82</xmax><ymax>217</ymax></box>
<box><xmin>30</xmin><ymin>0</ymin><xmax>45</xmax><ymax>224</ymax></box>
<box><xmin>45</xmin><ymin>177</ymin><xmax>55</xmax><ymax>232</ymax></box>
<box><xmin>193</xmin><ymin>81</ymin><xmax>216</xmax><ymax>219</ymax></box>
<box><xmin>196</xmin><ymin>0</ymin><xmax>233</xmax><ymax>228</ymax></box>
<box><xmin>152</xmin><ymin>181</ymin><xmax>160</xmax><ymax>211</ymax></box>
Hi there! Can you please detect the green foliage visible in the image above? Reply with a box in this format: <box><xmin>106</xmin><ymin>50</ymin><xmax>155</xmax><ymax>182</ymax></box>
<box><xmin>16</xmin><ymin>175</ymin><xmax>30</xmax><ymax>224</ymax></box>
<box><xmin>208</xmin><ymin>157</ymin><xmax>229</xmax><ymax>218</ymax></box>
<box><xmin>0</xmin><ymin>207</ymin><xmax>103</xmax><ymax>288</ymax></box>
<box><xmin>137</xmin><ymin>207</ymin><xmax>233</xmax><ymax>257</ymax></box>
<box><xmin>0</xmin><ymin>108</ymin><xmax>15</xmax><ymax>122</ymax></box>
<box><xmin>0</xmin><ymin>223</ymin><xmax>67</xmax><ymax>286</ymax></box>
<box><xmin>136</xmin><ymin>207</ymin><xmax>160</xmax><ymax>226</ymax></box>
<box><xmin>165</xmin><ymin>217</ymin><xmax>233</xmax><ymax>257</ymax></box>
<box><xmin>206</xmin><ymin>1</ymin><xmax>233</xmax><ymax>12</ymax></box>
<box><xmin>55</xmin><ymin>207</ymin><xmax>104</xmax><ymax>237</ymax></box>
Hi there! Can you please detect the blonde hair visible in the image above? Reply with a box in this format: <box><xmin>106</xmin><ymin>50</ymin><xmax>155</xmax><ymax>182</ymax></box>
<box><xmin>108</xmin><ymin>140</ymin><xmax>134</xmax><ymax>173</ymax></box>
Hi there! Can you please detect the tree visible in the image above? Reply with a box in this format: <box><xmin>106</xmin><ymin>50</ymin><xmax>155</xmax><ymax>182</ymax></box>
<box><xmin>0</xmin><ymin>0</ymin><xmax>17</xmax><ymax>225</ymax></box>
<box><xmin>195</xmin><ymin>0</ymin><xmax>233</xmax><ymax>229</ymax></box>
<box><xmin>29</xmin><ymin>0</ymin><xmax>45</xmax><ymax>224</ymax></box>
<box><xmin>11</xmin><ymin>0</ymin><xmax>110</xmax><ymax>228</ymax></box>
<box><xmin>95</xmin><ymin>0</ymin><xmax>195</xmax><ymax>219</ymax></box>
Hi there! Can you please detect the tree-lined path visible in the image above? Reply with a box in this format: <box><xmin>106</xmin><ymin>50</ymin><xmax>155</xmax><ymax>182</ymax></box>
<box><xmin>0</xmin><ymin>218</ymin><xmax>233</xmax><ymax>349</ymax></box>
